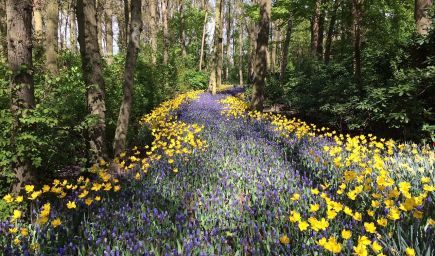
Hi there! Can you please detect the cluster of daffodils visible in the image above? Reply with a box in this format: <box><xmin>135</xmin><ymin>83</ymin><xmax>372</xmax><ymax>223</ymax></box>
<box><xmin>114</xmin><ymin>90</ymin><xmax>207</xmax><ymax>176</ymax></box>
<box><xmin>2</xmin><ymin>91</ymin><xmax>207</xmax><ymax>251</ymax></box>
<box><xmin>2</xmin><ymin>161</ymin><xmax>120</xmax><ymax>249</ymax></box>
<box><xmin>220</xmin><ymin>95</ymin><xmax>434</xmax><ymax>256</ymax></box>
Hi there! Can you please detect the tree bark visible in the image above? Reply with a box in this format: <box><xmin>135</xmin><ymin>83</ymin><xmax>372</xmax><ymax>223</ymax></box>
<box><xmin>149</xmin><ymin>0</ymin><xmax>157</xmax><ymax>64</ymax></box>
<box><xmin>105</xmin><ymin>0</ymin><xmax>114</xmax><ymax>63</ymax></box>
<box><xmin>225</xmin><ymin>0</ymin><xmax>231</xmax><ymax>81</ymax></box>
<box><xmin>77</xmin><ymin>0</ymin><xmax>108</xmax><ymax>162</ymax></box>
<box><xmin>316</xmin><ymin>0</ymin><xmax>326</xmax><ymax>58</ymax></box>
<box><xmin>248</xmin><ymin>21</ymin><xmax>258</xmax><ymax>83</ymax></box>
<box><xmin>352</xmin><ymin>0</ymin><xmax>363</xmax><ymax>95</ymax></box>
<box><xmin>324</xmin><ymin>0</ymin><xmax>340</xmax><ymax>64</ymax></box>
<box><xmin>33</xmin><ymin>0</ymin><xmax>44</xmax><ymax>58</ymax></box>
<box><xmin>251</xmin><ymin>0</ymin><xmax>270</xmax><ymax>111</ymax></box>
<box><xmin>415</xmin><ymin>0</ymin><xmax>432</xmax><ymax>35</ymax></box>
<box><xmin>280</xmin><ymin>19</ymin><xmax>292</xmax><ymax>82</ymax></box>
<box><xmin>113</xmin><ymin>0</ymin><xmax>142</xmax><ymax>156</ymax></box>
<box><xmin>69</xmin><ymin>0</ymin><xmax>78</xmax><ymax>51</ymax></box>
<box><xmin>270</xmin><ymin>22</ymin><xmax>277</xmax><ymax>73</ymax></box>
<box><xmin>310</xmin><ymin>0</ymin><xmax>321</xmax><ymax>56</ymax></box>
<box><xmin>199</xmin><ymin>3</ymin><xmax>208</xmax><ymax>70</ymax></box>
<box><xmin>238</xmin><ymin>0</ymin><xmax>243</xmax><ymax>86</ymax></box>
<box><xmin>216</xmin><ymin>0</ymin><xmax>223</xmax><ymax>87</ymax></box>
<box><xmin>162</xmin><ymin>0</ymin><xmax>169</xmax><ymax>64</ymax></box>
<box><xmin>0</xmin><ymin>0</ymin><xmax>7</xmax><ymax>57</ymax></box>
<box><xmin>7</xmin><ymin>0</ymin><xmax>36</xmax><ymax>192</ymax></box>
<box><xmin>46</xmin><ymin>0</ymin><xmax>59</xmax><ymax>74</ymax></box>
<box><xmin>209</xmin><ymin>0</ymin><xmax>223</xmax><ymax>94</ymax></box>
<box><xmin>179</xmin><ymin>0</ymin><xmax>187</xmax><ymax>57</ymax></box>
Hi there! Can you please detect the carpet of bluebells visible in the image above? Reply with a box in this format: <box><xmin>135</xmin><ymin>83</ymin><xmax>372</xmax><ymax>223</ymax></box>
<box><xmin>1</xmin><ymin>88</ymin><xmax>434</xmax><ymax>255</ymax></box>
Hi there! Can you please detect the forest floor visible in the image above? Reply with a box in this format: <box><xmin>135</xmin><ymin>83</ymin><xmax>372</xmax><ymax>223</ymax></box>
<box><xmin>2</xmin><ymin>88</ymin><xmax>433</xmax><ymax>255</ymax></box>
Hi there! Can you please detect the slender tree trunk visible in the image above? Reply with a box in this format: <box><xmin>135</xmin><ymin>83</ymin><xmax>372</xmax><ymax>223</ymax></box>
<box><xmin>96</xmin><ymin>0</ymin><xmax>104</xmax><ymax>54</ymax></box>
<box><xmin>105</xmin><ymin>0</ymin><xmax>113</xmax><ymax>63</ymax></box>
<box><xmin>280</xmin><ymin>19</ymin><xmax>292</xmax><ymax>82</ymax></box>
<box><xmin>46</xmin><ymin>0</ymin><xmax>59</xmax><ymax>74</ymax></box>
<box><xmin>69</xmin><ymin>0</ymin><xmax>78</xmax><ymax>52</ymax></box>
<box><xmin>316</xmin><ymin>0</ymin><xmax>326</xmax><ymax>58</ymax></box>
<box><xmin>199</xmin><ymin>5</ymin><xmax>208</xmax><ymax>70</ymax></box>
<box><xmin>33</xmin><ymin>0</ymin><xmax>44</xmax><ymax>58</ymax></box>
<box><xmin>352</xmin><ymin>0</ymin><xmax>363</xmax><ymax>95</ymax></box>
<box><xmin>124</xmin><ymin>0</ymin><xmax>129</xmax><ymax>46</ymax></box>
<box><xmin>251</xmin><ymin>0</ymin><xmax>270</xmax><ymax>111</ymax></box>
<box><xmin>324</xmin><ymin>0</ymin><xmax>340</xmax><ymax>64</ymax></box>
<box><xmin>117</xmin><ymin>2</ymin><xmax>126</xmax><ymax>51</ymax></box>
<box><xmin>415</xmin><ymin>0</ymin><xmax>432</xmax><ymax>35</ymax></box>
<box><xmin>216</xmin><ymin>0</ymin><xmax>223</xmax><ymax>87</ymax></box>
<box><xmin>113</xmin><ymin>0</ymin><xmax>142</xmax><ymax>156</ymax></box>
<box><xmin>209</xmin><ymin>0</ymin><xmax>223</xmax><ymax>94</ymax></box>
<box><xmin>311</xmin><ymin>0</ymin><xmax>321</xmax><ymax>56</ymax></box>
<box><xmin>0</xmin><ymin>0</ymin><xmax>7</xmax><ymax>57</ymax></box>
<box><xmin>7</xmin><ymin>0</ymin><xmax>36</xmax><ymax>192</ymax></box>
<box><xmin>225</xmin><ymin>0</ymin><xmax>231</xmax><ymax>81</ymax></box>
<box><xmin>162</xmin><ymin>0</ymin><xmax>169</xmax><ymax>64</ymax></box>
<box><xmin>248</xmin><ymin>21</ymin><xmax>258</xmax><ymax>83</ymax></box>
<box><xmin>179</xmin><ymin>0</ymin><xmax>187</xmax><ymax>57</ymax></box>
<box><xmin>238</xmin><ymin>0</ymin><xmax>243</xmax><ymax>87</ymax></box>
<box><xmin>270</xmin><ymin>22</ymin><xmax>277</xmax><ymax>73</ymax></box>
<box><xmin>149</xmin><ymin>0</ymin><xmax>157</xmax><ymax>64</ymax></box>
<box><xmin>77</xmin><ymin>0</ymin><xmax>108</xmax><ymax>162</ymax></box>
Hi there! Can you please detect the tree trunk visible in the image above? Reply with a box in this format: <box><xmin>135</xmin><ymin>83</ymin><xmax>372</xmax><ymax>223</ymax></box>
<box><xmin>179</xmin><ymin>0</ymin><xmax>187</xmax><ymax>57</ymax></box>
<box><xmin>251</xmin><ymin>0</ymin><xmax>270</xmax><ymax>111</ymax></box>
<box><xmin>352</xmin><ymin>0</ymin><xmax>363</xmax><ymax>95</ymax></box>
<box><xmin>113</xmin><ymin>0</ymin><xmax>142</xmax><ymax>156</ymax></box>
<box><xmin>199</xmin><ymin>4</ymin><xmax>208</xmax><ymax>70</ymax></box>
<box><xmin>162</xmin><ymin>0</ymin><xmax>169</xmax><ymax>64</ymax></box>
<box><xmin>124</xmin><ymin>0</ymin><xmax>129</xmax><ymax>46</ymax></box>
<box><xmin>77</xmin><ymin>0</ymin><xmax>108</xmax><ymax>162</ymax></box>
<box><xmin>270</xmin><ymin>22</ymin><xmax>277</xmax><ymax>73</ymax></box>
<box><xmin>0</xmin><ymin>0</ymin><xmax>7</xmax><ymax>57</ymax></box>
<box><xmin>310</xmin><ymin>0</ymin><xmax>321</xmax><ymax>56</ymax></box>
<box><xmin>69</xmin><ymin>0</ymin><xmax>78</xmax><ymax>51</ymax></box>
<box><xmin>238</xmin><ymin>0</ymin><xmax>243</xmax><ymax>87</ymax></box>
<box><xmin>105</xmin><ymin>0</ymin><xmax>114</xmax><ymax>63</ymax></box>
<box><xmin>209</xmin><ymin>0</ymin><xmax>223</xmax><ymax>94</ymax></box>
<box><xmin>316</xmin><ymin>0</ymin><xmax>326</xmax><ymax>58</ymax></box>
<box><xmin>149</xmin><ymin>0</ymin><xmax>157</xmax><ymax>64</ymax></box>
<box><xmin>225</xmin><ymin>0</ymin><xmax>231</xmax><ymax>81</ymax></box>
<box><xmin>415</xmin><ymin>0</ymin><xmax>432</xmax><ymax>35</ymax></box>
<box><xmin>46</xmin><ymin>0</ymin><xmax>59</xmax><ymax>74</ymax></box>
<box><xmin>280</xmin><ymin>19</ymin><xmax>292</xmax><ymax>82</ymax></box>
<box><xmin>117</xmin><ymin>2</ymin><xmax>126</xmax><ymax>51</ymax></box>
<box><xmin>7</xmin><ymin>0</ymin><xmax>36</xmax><ymax>192</ymax></box>
<box><xmin>33</xmin><ymin>0</ymin><xmax>44</xmax><ymax>58</ymax></box>
<box><xmin>324</xmin><ymin>0</ymin><xmax>340</xmax><ymax>64</ymax></box>
<box><xmin>216</xmin><ymin>0</ymin><xmax>223</xmax><ymax>87</ymax></box>
<box><xmin>248</xmin><ymin>21</ymin><xmax>258</xmax><ymax>83</ymax></box>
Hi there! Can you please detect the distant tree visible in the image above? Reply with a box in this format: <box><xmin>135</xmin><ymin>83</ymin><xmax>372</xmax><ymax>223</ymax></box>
<box><xmin>113</xmin><ymin>0</ymin><xmax>142</xmax><ymax>156</ymax></box>
<box><xmin>46</xmin><ymin>0</ymin><xmax>59</xmax><ymax>74</ymax></box>
<box><xmin>149</xmin><ymin>0</ymin><xmax>158</xmax><ymax>64</ymax></box>
<box><xmin>0</xmin><ymin>0</ymin><xmax>6</xmax><ymax>57</ymax></box>
<box><xmin>324</xmin><ymin>0</ymin><xmax>341</xmax><ymax>64</ymax></box>
<box><xmin>352</xmin><ymin>0</ymin><xmax>363</xmax><ymax>94</ymax></box>
<box><xmin>280</xmin><ymin>19</ymin><xmax>292</xmax><ymax>82</ymax></box>
<box><xmin>162</xmin><ymin>0</ymin><xmax>169</xmax><ymax>64</ymax></box>
<box><xmin>76</xmin><ymin>0</ymin><xmax>108</xmax><ymax>162</ymax></box>
<box><xmin>105</xmin><ymin>0</ymin><xmax>114</xmax><ymax>63</ymax></box>
<box><xmin>209</xmin><ymin>0</ymin><xmax>223</xmax><ymax>95</ymax></box>
<box><xmin>6</xmin><ymin>0</ymin><xmax>36</xmax><ymax>192</ymax></box>
<box><xmin>199</xmin><ymin>0</ymin><xmax>208</xmax><ymax>70</ymax></box>
<box><xmin>251</xmin><ymin>0</ymin><xmax>270</xmax><ymax>111</ymax></box>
